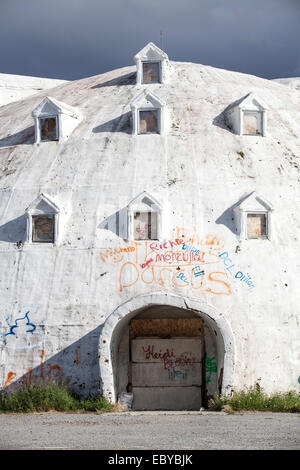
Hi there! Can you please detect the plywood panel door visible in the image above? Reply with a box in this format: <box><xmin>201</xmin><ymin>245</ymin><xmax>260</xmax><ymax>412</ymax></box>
<box><xmin>131</xmin><ymin>337</ymin><xmax>202</xmax><ymax>410</ymax></box>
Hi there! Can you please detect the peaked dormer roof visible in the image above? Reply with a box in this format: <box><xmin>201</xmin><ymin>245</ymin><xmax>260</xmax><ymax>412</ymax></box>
<box><xmin>128</xmin><ymin>191</ymin><xmax>161</xmax><ymax>212</ymax></box>
<box><xmin>234</xmin><ymin>92</ymin><xmax>268</xmax><ymax>111</ymax></box>
<box><xmin>26</xmin><ymin>193</ymin><xmax>60</xmax><ymax>214</ymax></box>
<box><xmin>130</xmin><ymin>89</ymin><xmax>165</xmax><ymax>109</ymax></box>
<box><xmin>32</xmin><ymin>96</ymin><xmax>82</xmax><ymax>119</ymax></box>
<box><xmin>236</xmin><ymin>191</ymin><xmax>273</xmax><ymax>212</ymax></box>
<box><xmin>134</xmin><ymin>42</ymin><xmax>169</xmax><ymax>62</ymax></box>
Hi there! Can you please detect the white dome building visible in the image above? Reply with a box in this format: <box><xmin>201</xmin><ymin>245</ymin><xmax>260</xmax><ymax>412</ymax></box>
<box><xmin>0</xmin><ymin>43</ymin><xmax>299</xmax><ymax>410</ymax></box>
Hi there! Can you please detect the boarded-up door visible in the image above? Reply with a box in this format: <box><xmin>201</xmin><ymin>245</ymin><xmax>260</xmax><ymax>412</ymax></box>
<box><xmin>243</xmin><ymin>112</ymin><xmax>262</xmax><ymax>135</ymax></box>
<box><xmin>130</xmin><ymin>318</ymin><xmax>203</xmax><ymax>410</ymax></box>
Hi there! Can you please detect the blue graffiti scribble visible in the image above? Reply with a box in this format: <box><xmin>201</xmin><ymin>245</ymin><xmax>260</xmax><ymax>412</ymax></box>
<box><xmin>4</xmin><ymin>311</ymin><xmax>36</xmax><ymax>337</ymax></box>
<box><xmin>176</xmin><ymin>272</ymin><xmax>189</xmax><ymax>283</ymax></box>
<box><xmin>168</xmin><ymin>368</ymin><xmax>188</xmax><ymax>381</ymax></box>
<box><xmin>192</xmin><ymin>266</ymin><xmax>205</xmax><ymax>278</ymax></box>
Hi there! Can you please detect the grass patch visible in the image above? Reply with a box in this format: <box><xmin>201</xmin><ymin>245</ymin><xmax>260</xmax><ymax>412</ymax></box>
<box><xmin>0</xmin><ymin>383</ymin><xmax>114</xmax><ymax>414</ymax></box>
<box><xmin>208</xmin><ymin>384</ymin><xmax>300</xmax><ymax>413</ymax></box>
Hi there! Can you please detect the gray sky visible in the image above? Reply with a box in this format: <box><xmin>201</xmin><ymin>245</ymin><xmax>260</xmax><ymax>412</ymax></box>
<box><xmin>0</xmin><ymin>0</ymin><xmax>299</xmax><ymax>80</ymax></box>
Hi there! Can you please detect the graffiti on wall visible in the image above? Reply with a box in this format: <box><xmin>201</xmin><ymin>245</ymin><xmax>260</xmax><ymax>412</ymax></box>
<box><xmin>192</xmin><ymin>266</ymin><xmax>205</xmax><ymax>278</ymax></box>
<box><xmin>2</xmin><ymin>348</ymin><xmax>80</xmax><ymax>389</ymax></box>
<box><xmin>5</xmin><ymin>311</ymin><xmax>36</xmax><ymax>336</ymax></box>
<box><xmin>2</xmin><ymin>307</ymin><xmax>46</xmax><ymax>350</ymax></box>
<box><xmin>141</xmin><ymin>344</ymin><xmax>198</xmax><ymax>382</ymax></box>
<box><xmin>205</xmin><ymin>356</ymin><xmax>218</xmax><ymax>384</ymax></box>
<box><xmin>218</xmin><ymin>252</ymin><xmax>255</xmax><ymax>290</ymax></box>
<box><xmin>98</xmin><ymin>246</ymin><xmax>135</xmax><ymax>264</ymax></box>
<box><xmin>98</xmin><ymin>231</ymin><xmax>232</xmax><ymax>295</ymax></box>
<box><xmin>97</xmin><ymin>227</ymin><xmax>256</xmax><ymax>296</ymax></box>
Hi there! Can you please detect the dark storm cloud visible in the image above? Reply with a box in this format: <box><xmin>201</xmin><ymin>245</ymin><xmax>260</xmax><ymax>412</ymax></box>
<box><xmin>0</xmin><ymin>0</ymin><xmax>299</xmax><ymax>80</ymax></box>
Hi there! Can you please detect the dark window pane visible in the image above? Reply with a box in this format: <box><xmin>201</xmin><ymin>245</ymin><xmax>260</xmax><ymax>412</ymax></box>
<box><xmin>40</xmin><ymin>118</ymin><xmax>58</xmax><ymax>141</ymax></box>
<box><xmin>143</xmin><ymin>62</ymin><xmax>160</xmax><ymax>83</ymax></box>
<box><xmin>32</xmin><ymin>215</ymin><xmax>54</xmax><ymax>242</ymax></box>
<box><xmin>139</xmin><ymin>110</ymin><xmax>158</xmax><ymax>134</ymax></box>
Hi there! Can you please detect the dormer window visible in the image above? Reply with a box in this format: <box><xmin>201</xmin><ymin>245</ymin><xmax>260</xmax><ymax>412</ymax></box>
<box><xmin>130</xmin><ymin>90</ymin><xmax>166</xmax><ymax>135</ymax></box>
<box><xmin>25</xmin><ymin>193</ymin><xmax>59</xmax><ymax>245</ymax></box>
<box><xmin>127</xmin><ymin>192</ymin><xmax>162</xmax><ymax>240</ymax></box>
<box><xmin>32</xmin><ymin>97</ymin><xmax>82</xmax><ymax>144</ymax></box>
<box><xmin>142</xmin><ymin>62</ymin><xmax>161</xmax><ymax>84</ymax></box>
<box><xmin>225</xmin><ymin>93</ymin><xmax>268</xmax><ymax>137</ymax></box>
<box><xmin>233</xmin><ymin>192</ymin><xmax>273</xmax><ymax>241</ymax></box>
<box><xmin>39</xmin><ymin>116</ymin><xmax>58</xmax><ymax>141</ymax></box>
<box><xmin>134</xmin><ymin>42</ymin><xmax>169</xmax><ymax>85</ymax></box>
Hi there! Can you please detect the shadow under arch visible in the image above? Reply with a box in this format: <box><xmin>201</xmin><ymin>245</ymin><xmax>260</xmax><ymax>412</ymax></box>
<box><xmin>99</xmin><ymin>292</ymin><xmax>235</xmax><ymax>405</ymax></box>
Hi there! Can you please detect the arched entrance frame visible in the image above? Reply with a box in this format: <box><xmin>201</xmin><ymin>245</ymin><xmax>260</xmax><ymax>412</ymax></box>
<box><xmin>99</xmin><ymin>292</ymin><xmax>235</xmax><ymax>403</ymax></box>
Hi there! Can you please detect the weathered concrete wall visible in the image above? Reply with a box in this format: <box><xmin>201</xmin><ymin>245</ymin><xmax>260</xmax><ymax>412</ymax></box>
<box><xmin>0</xmin><ymin>61</ymin><xmax>299</xmax><ymax>403</ymax></box>
<box><xmin>0</xmin><ymin>74</ymin><xmax>68</xmax><ymax>107</ymax></box>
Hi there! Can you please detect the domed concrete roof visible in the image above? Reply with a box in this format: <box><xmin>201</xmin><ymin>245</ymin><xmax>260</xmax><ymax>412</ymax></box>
<box><xmin>0</xmin><ymin>61</ymin><xmax>299</xmax><ymax>246</ymax></box>
<box><xmin>0</xmin><ymin>73</ymin><xmax>68</xmax><ymax>107</ymax></box>
<box><xmin>272</xmin><ymin>77</ymin><xmax>300</xmax><ymax>91</ymax></box>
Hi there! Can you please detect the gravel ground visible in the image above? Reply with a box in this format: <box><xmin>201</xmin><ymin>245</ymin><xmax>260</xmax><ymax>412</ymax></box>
<box><xmin>0</xmin><ymin>411</ymin><xmax>299</xmax><ymax>450</ymax></box>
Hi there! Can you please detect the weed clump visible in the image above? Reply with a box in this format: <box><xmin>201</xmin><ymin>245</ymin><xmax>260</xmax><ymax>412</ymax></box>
<box><xmin>208</xmin><ymin>383</ymin><xmax>300</xmax><ymax>413</ymax></box>
<box><xmin>0</xmin><ymin>383</ymin><xmax>114</xmax><ymax>414</ymax></box>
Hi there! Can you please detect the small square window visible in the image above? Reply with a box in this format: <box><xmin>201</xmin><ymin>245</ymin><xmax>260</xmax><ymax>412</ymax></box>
<box><xmin>243</xmin><ymin>112</ymin><xmax>262</xmax><ymax>135</ymax></box>
<box><xmin>142</xmin><ymin>62</ymin><xmax>160</xmax><ymax>84</ymax></box>
<box><xmin>32</xmin><ymin>215</ymin><xmax>54</xmax><ymax>243</ymax></box>
<box><xmin>133</xmin><ymin>211</ymin><xmax>158</xmax><ymax>240</ymax></box>
<box><xmin>39</xmin><ymin>117</ymin><xmax>58</xmax><ymax>141</ymax></box>
<box><xmin>139</xmin><ymin>110</ymin><xmax>158</xmax><ymax>134</ymax></box>
<box><xmin>247</xmin><ymin>213</ymin><xmax>267</xmax><ymax>238</ymax></box>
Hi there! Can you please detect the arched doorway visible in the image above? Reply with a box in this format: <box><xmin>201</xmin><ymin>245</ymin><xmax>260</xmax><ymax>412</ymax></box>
<box><xmin>99</xmin><ymin>293</ymin><xmax>235</xmax><ymax>410</ymax></box>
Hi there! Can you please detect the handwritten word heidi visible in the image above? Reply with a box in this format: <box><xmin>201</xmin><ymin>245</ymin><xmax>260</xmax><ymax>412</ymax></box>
<box><xmin>218</xmin><ymin>252</ymin><xmax>255</xmax><ymax>290</ymax></box>
<box><xmin>142</xmin><ymin>344</ymin><xmax>176</xmax><ymax>361</ymax></box>
<box><xmin>142</xmin><ymin>344</ymin><xmax>175</xmax><ymax>369</ymax></box>
<box><xmin>141</xmin><ymin>345</ymin><xmax>196</xmax><ymax>370</ymax></box>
